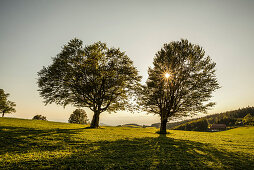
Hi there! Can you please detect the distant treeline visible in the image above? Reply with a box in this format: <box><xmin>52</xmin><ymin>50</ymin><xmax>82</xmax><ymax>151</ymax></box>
<box><xmin>151</xmin><ymin>107</ymin><xmax>254</xmax><ymax>131</ymax></box>
<box><xmin>173</xmin><ymin>106</ymin><xmax>254</xmax><ymax>131</ymax></box>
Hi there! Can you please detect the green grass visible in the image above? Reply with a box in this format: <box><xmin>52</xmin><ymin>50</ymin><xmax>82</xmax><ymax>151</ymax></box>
<box><xmin>0</xmin><ymin>117</ymin><xmax>253</xmax><ymax>169</ymax></box>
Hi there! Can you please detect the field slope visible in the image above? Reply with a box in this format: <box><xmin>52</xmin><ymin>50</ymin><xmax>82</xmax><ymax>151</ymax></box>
<box><xmin>0</xmin><ymin>117</ymin><xmax>253</xmax><ymax>169</ymax></box>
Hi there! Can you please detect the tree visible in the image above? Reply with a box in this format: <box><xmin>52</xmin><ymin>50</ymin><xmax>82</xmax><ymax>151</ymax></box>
<box><xmin>69</xmin><ymin>109</ymin><xmax>89</xmax><ymax>124</ymax></box>
<box><xmin>243</xmin><ymin>113</ymin><xmax>253</xmax><ymax>125</ymax></box>
<box><xmin>139</xmin><ymin>39</ymin><xmax>220</xmax><ymax>134</ymax></box>
<box><xmin>0</xmin><ymin>89</ymin><xmax>16</xmax><ymax>117</ymax></box>
<box><xmin>32</xmin><ymin>115</ymin><xmax>47</xmax><ymax>121</ymax></box>
<box><xmin>38</xmin><ymin>38</ymin><xmax>141</xmax><ymax>128</ymax></box>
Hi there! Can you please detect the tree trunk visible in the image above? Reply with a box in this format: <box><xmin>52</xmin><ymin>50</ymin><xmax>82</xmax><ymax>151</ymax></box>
<box><xmin>2</xmin><ymin>112</ymin><xmax>4</xmax><ymax>117</ymax></box>
<box><xmin>90</xmin><ymin>111</ymin><xmax>100</xmax><ymax>128</ymax></box>
<box><xmin>159</xmin><ymin>116</ymin><xmax>168</xmax><ymax>134</ymax></box>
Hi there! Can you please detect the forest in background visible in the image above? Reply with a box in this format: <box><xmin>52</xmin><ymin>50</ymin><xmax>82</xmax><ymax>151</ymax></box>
<box><xmin>151</xmin><ymin>107</ymin><xmax>254</xmax><ymax>131</ymax></box>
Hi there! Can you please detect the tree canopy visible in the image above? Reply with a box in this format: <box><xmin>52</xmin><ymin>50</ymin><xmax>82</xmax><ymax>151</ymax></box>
<box><xmin>69</xmin><ymin>109</ymin><xmax>89</xmax><ymax>124</ymax></box>
<box><xmin>32</xmin><ymin>115</ymin><xmax>47</xmax><ymax>121</ymax></box>
<box><xmin>139</xmin><ymin>39</ymin><xmax>220</xmax><ymax>134</ymax></box>
<box><xmin>38</xmin><ymin>38</ymin><xmax>141</xmax><ymax>128</ymax></box>
<box><xmin>0</xmin><ymin>89</ymin><xmax>16</xmax><ymax>117</ymax></box>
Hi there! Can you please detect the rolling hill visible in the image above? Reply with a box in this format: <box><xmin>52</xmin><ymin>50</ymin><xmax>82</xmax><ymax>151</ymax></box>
<box><xmin>0</xmin><ymin>117</ymin><xmax>253</xmax><ymax>169</ymax></box>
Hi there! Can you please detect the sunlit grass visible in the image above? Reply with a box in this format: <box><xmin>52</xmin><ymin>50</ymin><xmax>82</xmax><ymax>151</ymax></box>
<box><xmin>0</xmin><ymin>117</ymin><xmax>253</xmax><ymax>169</ymax></box>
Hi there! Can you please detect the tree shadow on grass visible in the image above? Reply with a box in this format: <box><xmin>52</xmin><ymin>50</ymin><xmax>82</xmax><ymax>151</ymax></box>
<box><xmin>66</xmin><ymin>135</ymin><xmax>253</xmax><ymax>169</ymax></box>
<box><xmin>0</xmin><ymin>126</ymin><xmax>253</xmax><ymax>169</ymax></box>
<box><xmin>0</xmin><ymin>126</ymin><xmax>87</xmax><ymax>154</ymax></box>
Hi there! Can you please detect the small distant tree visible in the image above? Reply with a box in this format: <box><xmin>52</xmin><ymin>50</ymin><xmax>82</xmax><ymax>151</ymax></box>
<box><xmin>38</xmin><ymin>38</ymin><xmax>141</xmax><ymax>128</ymax></box>
<box><xmin>69</xmin><ymin>109</ymin><xmax>89</xmax><ymax>124</ymax></box>
<box><xmin>0</xmin><ymin>89</ymin><xmax>16</xmax><ymax>117</ymax></box>
<box><xmin>243</xmin><ymin>113</ymin><xmax>254</xmax><ymax>125</ymax></box>
<box><xmin>139</xmin><ymin>39</ymin><xmax>220</xmax><ymax>134</ymax></box>
<box><xmin>33</xmin><ymin>115</ymin><xmax>47</xmax><ymax>121</ymax></box>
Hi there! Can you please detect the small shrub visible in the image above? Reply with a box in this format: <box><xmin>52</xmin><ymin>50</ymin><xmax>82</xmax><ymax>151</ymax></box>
<box><xmin>32</xmin><ymin>115</ymin><xmax>47</xmax><ymax>121</ymax></box>
<box><xmin>69</xmin><ymin>109</ymin><xmax>89</xmax><ymax>124</ymax></box>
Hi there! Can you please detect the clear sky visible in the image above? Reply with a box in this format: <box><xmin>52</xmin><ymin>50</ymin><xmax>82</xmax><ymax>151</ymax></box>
<box><xmin>0</xmin><ymin>0</ymin><xmax>253</xmax><ymax>126</ymax></box>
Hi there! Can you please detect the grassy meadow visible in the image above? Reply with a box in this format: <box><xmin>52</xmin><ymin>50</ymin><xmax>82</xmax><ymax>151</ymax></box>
<box><xmin>0</xmin><ymin>117</ymin><xmax>253</xmax><ymax>169</ymax></box>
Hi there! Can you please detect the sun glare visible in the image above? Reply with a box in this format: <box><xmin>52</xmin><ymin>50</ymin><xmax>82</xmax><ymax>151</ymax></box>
<box><xmin>165</xmin><ymin>73</ymin><xmax>170</xmax><ymax>79</ymax></box>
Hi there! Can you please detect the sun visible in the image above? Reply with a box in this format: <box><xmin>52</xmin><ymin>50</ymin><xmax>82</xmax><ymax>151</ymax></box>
<box><xmin>165</xmin><ymin>73</ymin><xmax>170</xmax><ymax>79</ymax></box>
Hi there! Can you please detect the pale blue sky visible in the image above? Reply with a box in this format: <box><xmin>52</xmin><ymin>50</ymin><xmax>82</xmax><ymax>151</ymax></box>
<box><xmin>0</xmin><ymin>0</ymin><xmax>253</xmax><ymax>125</ymax></box>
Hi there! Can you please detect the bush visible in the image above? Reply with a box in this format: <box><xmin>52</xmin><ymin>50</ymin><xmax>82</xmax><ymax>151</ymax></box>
<box><xmin>32</xmin><ymin>115</ymin><xmax>47</xmax><ymax>121</ymax></box>
<box><xmin>69</xmin><ymin>109</ymin><xmax>89</xmax><ymax>124</ymax></box>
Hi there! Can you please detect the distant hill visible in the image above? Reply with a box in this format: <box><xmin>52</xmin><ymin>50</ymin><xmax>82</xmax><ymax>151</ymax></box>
<box><xmin>99</xmin><ymin>123</ymin><xmax>111</xmax><ymax>126</ymax></box>
<box><xmin>173</xmin><ymin>106</ymin><xmax>254</xmax><ymax>131</ymax></box>
<box><xmin>151</xmin><ymin>119</ymin><xmax>193</xmax><ymax>129</ymax></box>
<box><xmin>117</xmin><ymin>123</ymin><xmax>143</xmax><ymax>128</ymax></box>
<box><xmin>151</xmin><ymin>106</ymin><xmax>254</xmax><ymax>131</ymax></box>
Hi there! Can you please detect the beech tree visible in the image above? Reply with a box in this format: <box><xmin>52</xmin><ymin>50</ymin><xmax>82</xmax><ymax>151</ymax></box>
<box><xmin>38</xmin><ymin>38</ymin><xmax>141</xmax><ymax>128</ymax></box>
<box><xmin>139</xmin><ymin>39</ymin><xmax>220</xmax><ymax>134</ymax></box>
<box><xmin>0</xmin><ymin>89</ymin><xmax>16</xmax><ymax>117</ymax></box>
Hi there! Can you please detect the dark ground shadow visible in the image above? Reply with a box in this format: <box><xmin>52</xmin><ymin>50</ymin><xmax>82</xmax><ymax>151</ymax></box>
<box><xmin>0</xmin><ymin>126</ymin><xmax>253</xmax><ymax>169</ymax></box>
